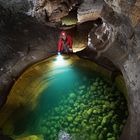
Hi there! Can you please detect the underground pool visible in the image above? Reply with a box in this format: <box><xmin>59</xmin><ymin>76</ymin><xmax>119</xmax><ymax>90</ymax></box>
<box><xmin>0</xmin><ymin>55</ymin><xmax>128</xmax><ymax>140</ymax></box>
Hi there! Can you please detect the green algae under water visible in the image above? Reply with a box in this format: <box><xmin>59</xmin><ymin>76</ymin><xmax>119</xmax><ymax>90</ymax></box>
<box><xmin>11</xmin><ymin>55</ymin><xmax>128</xmax><ymax>140</ymax></box>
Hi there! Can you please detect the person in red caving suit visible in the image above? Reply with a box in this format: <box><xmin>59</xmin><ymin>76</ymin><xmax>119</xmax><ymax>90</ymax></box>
<box><xmin>57</xmin><ymin>31</ymin><xmax>73</xmax><ymax>55</ymax></box>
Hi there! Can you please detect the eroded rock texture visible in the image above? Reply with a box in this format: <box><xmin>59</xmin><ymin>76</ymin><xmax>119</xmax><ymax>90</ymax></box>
<box><xmin>0</xmin><ymin>0</ymin><xmax>79</xmax><ymax>23</ymax></box>
<box><xmin>33</xmin><ymin>0</ymin><xmax>79</xmax><ymax>22</ymax></box>
<box><xmin>0</xmin><ymin>3</ymin><xmax>91</xmax><ymax>109</ymax></box>
<box><xmin>0</xmin><ymin>0</ymin><xmax>140</xmax><ymax>140</ymax></box>
<box><xmin>88</xmin><ymin>1</ymin><xmax>140</xmax><ymax>140</ymax></box>
<box><xmin>78</xmin><ymin>0</ymin><xmax>105</xmax><ymax>23</ymax></box>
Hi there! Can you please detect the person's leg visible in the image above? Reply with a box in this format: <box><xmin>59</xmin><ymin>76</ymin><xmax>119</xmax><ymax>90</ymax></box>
<box><xmin>61</xmin><ymin>49</ymin><xmax>65</xmax><ymax>54</ymax></box>
<box><xmin>63</xmin><ymin>44</ymin><xmax>69</xmax><ymax>54</ymax></box>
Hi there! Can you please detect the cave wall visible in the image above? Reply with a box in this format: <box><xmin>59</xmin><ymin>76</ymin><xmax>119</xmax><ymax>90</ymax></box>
<box><xmin>0</xmin><ymin>0</ymin><xmax>140</xmax><ymax>140</ymax></box>
<box><xmin>0</xmin><ymin>4</ymin><xmax>91</xmax><ymax>108</ymax></box>
<box><xmin>88</xmin><ymin>1</ymin><xmax>140</xmax><ymax>140</ymax></box>
<box><xmin>0</xmin><ymin>0</ymin><xmax>80</xmax><ymax>23</ymax></box>
<box><xmin>0</xmin><ymin>16</ymin><xmax>57</xmax><ymax>107</ymax></box>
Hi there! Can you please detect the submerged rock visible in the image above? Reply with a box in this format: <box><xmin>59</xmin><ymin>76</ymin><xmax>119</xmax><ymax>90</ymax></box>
<box><xmin>58</xmin><ymin>130</ymin><xmax>71</xmax><ymax>140</ymax></box>
<box><xmin>15</xmin><ymin>135</ymin><xmax>44</xmax><ymax>140</ymax></box>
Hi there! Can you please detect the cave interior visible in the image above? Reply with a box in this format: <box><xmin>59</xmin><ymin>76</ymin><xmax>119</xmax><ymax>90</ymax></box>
<box><xmin>0</xmin><ymin>0</ymin><xmax>140</xmax><ymax>140</ymax></box>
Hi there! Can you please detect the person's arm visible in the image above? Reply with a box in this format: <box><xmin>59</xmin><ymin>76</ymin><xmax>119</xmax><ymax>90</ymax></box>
<box><xmin>57</xmin><ymin>39</ymin><xmax>62</xmax><ymax>53</ymax></box>
<box><xmin>68</xmin><ymin>36</ymin><xmax>73</xmax><ymax>49</ymax></box>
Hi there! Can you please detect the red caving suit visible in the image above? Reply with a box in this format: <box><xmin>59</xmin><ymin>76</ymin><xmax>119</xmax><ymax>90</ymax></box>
<box><xmin>57</xmin><ymin>35</ymin><xmax>73</xmax><ymax>53</ymax></box>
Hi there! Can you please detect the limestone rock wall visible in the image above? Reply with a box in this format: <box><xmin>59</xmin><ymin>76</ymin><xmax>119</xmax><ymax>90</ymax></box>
<box><xmin>0</xmin><ymin>0</ymin><xmax>30</xmax><ymax>13</ymax></box>
<box><xmin>0</xmin><ymin>0</ymin><xmax>140</xmax><ymax>140</ymax></box>
<box><xmin>0</xmin><ymin>0</ymin><xmax>79</xmax><ymax>23</ymax></box>
<box><xmin>87</xmin><ymin>1</ymin><xmax>140</xmax><ymax>139</ymax></box>
<box><xmin>0</xmin><ymin>10</ymin><xmax>59</xmax><ymax>107</ymax></box>
<box><xmin>0</xmin><ymin>5</ymin><xmax>92</xmax><ymax>108</ymax></box>
<box><xmin>33</xmin><ymin>0</ymin><xmax>79</xmax><ymax>22</ymax></box>
<box><xmin>78</xmin><ymin>0</ymin><xmax>105</xmax><ymax>23</ymax></box>
<box><xmin>104</xmin><ymin>0</ymin><xmax>140</xmax><ymax>27</ymax></box>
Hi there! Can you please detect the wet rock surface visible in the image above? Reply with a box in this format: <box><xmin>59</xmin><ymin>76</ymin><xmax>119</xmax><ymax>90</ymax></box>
<box><xmin>88</xmin><ymin>1</ymin><xmax>140</xmax><ymax>139</ymax></box>
<box><xmin>0</xmin><ymin>0</ymin><xmax>80</xmax><ymax>24</ymax></box>
<box><xmin>0</xmin><ymin>55</ymin><xmax>128</xmax><ymax>140</ymax></box>
<box><xmin>78</xmin><ymin>0</ymin><xmax>105</xmax><ymax>23</ymax></box>
<box><xmin>0</xmin><ymin>8</ymin><xmax>59</xmax><ymax>107</ymax></box>
<box><xmin>0</xmin><ymin>7</ymin><xmax>94</xmax><ymax>108</ymax></box>
<box><xmin>0</xmin><ymin>0</ymin><xmax>140</xmax><ymax>140</ymax></box>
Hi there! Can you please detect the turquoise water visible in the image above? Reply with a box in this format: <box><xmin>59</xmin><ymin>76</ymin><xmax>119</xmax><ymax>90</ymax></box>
<box><xmin>12</xmin><ymin>56</ymin><xmax>128</xmax><ymax>140</ymax></box>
